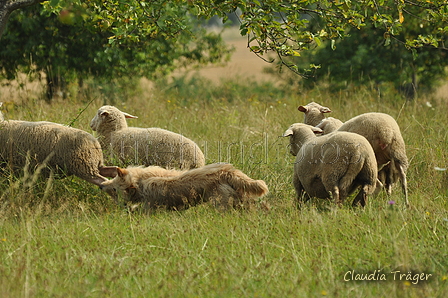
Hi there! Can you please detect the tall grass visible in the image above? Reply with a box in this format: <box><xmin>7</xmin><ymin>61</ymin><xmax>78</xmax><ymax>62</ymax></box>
<box><xmin>0</xmin><ymin>75</ymin><xmax>447</xmax><ymax>297</ymax></box>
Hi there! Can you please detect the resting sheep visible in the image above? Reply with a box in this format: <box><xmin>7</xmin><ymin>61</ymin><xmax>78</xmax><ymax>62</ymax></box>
<box><xmin>0</xmin><ymin>118</ymin><xmax>116</xmax><ymax>191</ymax></box>
<box><xmin>90</xmin><ymin>105</ymin><xmax>205</xmax><ymax>169</ymax></box>
<box><xmin>283</xmin><ymin>123</ymin><xmax>378</xmax><ymax>207</ymax></box>
<box><xmin>316</xmin><ymin>112</ymin><xmax>409</xmax><ymax>206</ymax></box>
<box><xmin>298</xmin><ymin>102</ymin><xmax>332</xmax><ymax>126</ymax></box>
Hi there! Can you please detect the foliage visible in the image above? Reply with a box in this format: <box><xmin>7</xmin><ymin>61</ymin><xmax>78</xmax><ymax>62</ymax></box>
<box><xmin>1</xmin><ymin>0</ymin><xmax>447</xmax><ymax>100</ymax></box>
<box><xmin>0</xmin><ymin>2</ymin><xmax>232</xmax><ymax>99</ymax></box>
<box><xmin>183</xmin><ymin>0</ymin><xmax>448</xmax><ymax>76</ymax></box>
<box><xmin>296</xmin><ymin>3</ymin><xmax>448</xmax><ymax>97</ymax></box>
<box><xmin>1</xmin><ymin>77</ymin><xmax>448</xmax><ymax>297</ymax></box>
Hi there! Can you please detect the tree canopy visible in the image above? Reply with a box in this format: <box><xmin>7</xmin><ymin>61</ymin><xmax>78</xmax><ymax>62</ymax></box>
<box><xmin>0</xmin><ymin>0</ymin><xmax>447</xmax><ymax>98</ymax></box>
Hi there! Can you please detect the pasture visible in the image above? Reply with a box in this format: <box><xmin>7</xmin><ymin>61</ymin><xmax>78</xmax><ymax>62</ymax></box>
<box><xmin>0</xmin><ymin>69</ymin><xmax>448</xmax><ymax>297</ymax></box>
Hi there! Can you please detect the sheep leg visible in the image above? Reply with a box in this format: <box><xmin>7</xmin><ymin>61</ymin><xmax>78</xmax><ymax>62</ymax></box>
<box><xmin>397</xmin><ymin>163</ymin><xmax>409</xmax><ymax>207</ymax></box>
<box><xmin>331</xmin><ymin>186</ymin><xmax>341</xmax><ymax>205</ymax></box>
<box><xmin>293</xmin><ymin>175</ymin><xmax>306</xmax><ymax>209</ymax></box>
<box><xmin>352</xmin><ymin>185</ymin><xmax>368</xmax><ymax>207</ymax></box>
<box><xmin>379</xmin><ymin>166</ymin><xmax>393</xmax><ymax>196</ymax></box>
<box><xmin>371</xmin><ymin>179</ymin><xmax>383</xmax><ymax>196</ymax></box>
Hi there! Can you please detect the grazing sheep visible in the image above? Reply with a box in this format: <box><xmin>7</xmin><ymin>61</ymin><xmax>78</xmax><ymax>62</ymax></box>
<box><xmin>100</xmin><ymin>163</ymin><xmax>269</xmax><ymax>211</ymax></box>
<box><xmin>283</xmin><ymin>123</ymin><xmax>378</xmax><ymax>207</ymax></box>
<box><xmin>315</xmin><ymin>117</ymin><xmax>344</xmax><ymax>134</ymax></box>
<box><xmin>298</xmin><ymin>102</ymin><xmax>332</xmax><ymax>126</ymax></box>
<box><xmin>316</xmin><ymin>112</ymin><xmax>408</xmax><ymax>206</ymax></box>
<box><xmin>90</xmin><ymin>105</ymin><xmax>205</xmax><ymax>169</ymax></box>
<box><xmin>0</xmin><ymin>119</ymin><xmax>117</xmax><ymax>190</ymax></box>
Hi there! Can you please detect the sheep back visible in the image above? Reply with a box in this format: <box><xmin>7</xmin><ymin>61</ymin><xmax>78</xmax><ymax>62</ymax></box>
<box><xmin>297</xmin><ymin>131</ymin><xmax>377</xmax><ymax>199</ymax></box>
<box><xmin>0</xmin><ymin>120</ymin><xmax>105</xmax><ymax>182</ymax></box>
<box><xmin>285</xmin><ymin>123</ymin><xmax>378</xmax><ymax>203</ymax></box>
<box><xmin>315</xmin><ymin>117</ymin><xmax>343</xmax><ymax>134</ymax></box>
<box><xmin>337</xmin><ymin>112</ymin><xmax>408</xmax><ymax>171</ymax></box>
<box><xmin>106</xmin><ymin>127</ymin><xmax>205</xmax><ymax>169</ymax></box>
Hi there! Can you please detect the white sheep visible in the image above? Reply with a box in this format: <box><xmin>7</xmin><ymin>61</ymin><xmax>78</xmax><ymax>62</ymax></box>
<box><xmin>283</xmin><ymin>123</ymin><xmax>378</xmax><ymax>207</ymax></box>
<box><xmin>90</xmin><ymin>105</ymin><xmax>205</xmax><ymax>169</ymax></box>
<box><xmin>0</xmin><ymin>119</ymin><xmax>117</xmax><ymax>191</ymax></box>
<box><xmin>316</xmin><ymin>112</ymin><xmax>408</xmax><ymax>205</ymax></box>
<box><xmin>315</xmin><ymin>117</ymin><xmax>344</xmax><ymax>134</ymax></box>
<box><xmin>297</xmin><ymin>102</ymin><xmax>332</xmax><ymax>126</ymax></box>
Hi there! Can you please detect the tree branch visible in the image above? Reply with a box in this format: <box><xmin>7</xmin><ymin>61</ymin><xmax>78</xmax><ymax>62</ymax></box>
<box><xmin>0</xmin><ymin>0</ymin><xmax>42</xmax><ymax>38</ymax></box>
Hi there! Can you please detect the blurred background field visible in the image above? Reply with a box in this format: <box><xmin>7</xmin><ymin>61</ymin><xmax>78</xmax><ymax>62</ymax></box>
<box><xmin>0</xmin><ymin>27</ymin><xmax>448</xmax><ymax>298</ymax></box>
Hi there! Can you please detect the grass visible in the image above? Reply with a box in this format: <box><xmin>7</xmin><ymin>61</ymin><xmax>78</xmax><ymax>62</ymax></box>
<box><xmin>1</xmin><ymin>75</ymin><xmax>448</xmax><ymax>297</ymax></box>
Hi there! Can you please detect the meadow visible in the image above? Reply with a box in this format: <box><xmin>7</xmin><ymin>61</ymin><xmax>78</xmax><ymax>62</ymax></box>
<box><xmin>0</xmin><ymin>74</ymin><xmax>447</xmax><ymax>298</ymax></box>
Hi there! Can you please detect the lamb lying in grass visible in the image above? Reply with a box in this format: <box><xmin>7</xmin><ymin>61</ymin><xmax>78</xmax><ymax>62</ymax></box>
<box><xmin>90</xmin><ymin>105</ymin><xmax>205</xmax><ymax>169</ymax></box>
<box><xmin>100</xmin><ymin>163</ymin><xmax>269</xmax><ymax>211</ymax></box>
<box><xmin>283</xmin><ymin>123</ymin><xmax>378</xmax><ymax>207</ymax></box>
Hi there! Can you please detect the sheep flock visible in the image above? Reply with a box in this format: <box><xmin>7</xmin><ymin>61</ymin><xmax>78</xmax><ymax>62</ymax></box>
<box><xmin>0</xmin><ymin>101</ymin><xmax>410</xmax><ymax>210</ymax></box>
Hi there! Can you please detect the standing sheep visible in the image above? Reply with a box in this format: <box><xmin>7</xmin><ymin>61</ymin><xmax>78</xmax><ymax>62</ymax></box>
<box><xmin>90</xmin><ymin>105</ymin><xmax>205</xmax><ymax>169</ymax></box>
<box><xmin>283</xmin><ymin>123</ymin><xmax>378</xmax><ymax>207</ymax></box>
<box><xmin>0</xmin><ymin>119</ymin><xmax>116</xmax><ymax>191</ymax></box>
<box><xmin>316</xmin><ymin>112</ymin><xmax>408</xmax><ymax>206</ymax></box>
<box><xmin>297</xmin><ymin>102</ymin><xmax>332</xmax><ymax>126</ymax></box>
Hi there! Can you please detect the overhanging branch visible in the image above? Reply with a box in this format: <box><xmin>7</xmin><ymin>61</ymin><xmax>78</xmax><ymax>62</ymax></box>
<box><xmin>0</xmin><ymin>0</ymin><xmax>42</xmax><ymax>38</ymax></box>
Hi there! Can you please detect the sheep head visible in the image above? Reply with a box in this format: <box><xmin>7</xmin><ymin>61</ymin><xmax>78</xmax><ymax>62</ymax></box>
<box><xmin>283</xmin><ymin>123</ymin><xmax>323</xmax><ymax>156</ymax></box>
<box><xmin>297</xmin><ymin>102</ymin><xmax>331</xmax><ymax>126</ymax></box>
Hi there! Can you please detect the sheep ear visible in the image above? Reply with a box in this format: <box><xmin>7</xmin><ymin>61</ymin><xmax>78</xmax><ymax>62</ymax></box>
<box><xmin>123</xmin><ymin>112</ymin><xmax>138</xmax><ymax>119</ymax></box>
<box><xmin>297</xmin><ymin>105</ymin><xmax>307</xmax><ymax>113</ymax></box>
<box><xmin>99</xmin><ymin>166</ymin><xmax>118</xmax><ymax>178</ymax></box>
<box><xmin>283</xmin><ymin>129</ymin><xmax>294</xmax><ymax>137</ymax></box>
<box><xmin>100</xmin><ymin>111</ymin><xmax>110</xmax><ymax>117</ymax></box>
<box><xmin>117</xmin><ymin>167</ymin><xmax>129</xmax><ymax>178</ymax></box>
<box><xmin>311</xmin><ymin>126</ymin><xmax>324</xmax><ymax>135</ymax></box>
<box><xmin>320</xmin><ymin>106</ymin><xmax>332</xmax><ymax>113</ymax></box>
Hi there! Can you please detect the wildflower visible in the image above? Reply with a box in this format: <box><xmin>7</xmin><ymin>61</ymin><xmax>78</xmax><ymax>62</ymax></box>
<box><xmin>388</xmin><ymin>200</ymin><xmax>395</xmax><ymax>205</ymax></box>
<box><xmin>404</xmin><ymin>281</ymin><xmax>411</xmax><ymax>286</ymax></box>
<box><xmin>426</xmin><ymin>101</ymin><xmax>432</xmax><ymax>108</ymax></box>
<box><xmin>426</xmin><ymin>211</ymin><xmax>430</xmax><ymax>216</ymax></box>
<box><xmin>1</xmin><ymin>238</ymin><xmax>5</xmax><ymax>241</ymax></box>
<box><xmin>442</xmin><ymin>276</ymin><xmax>447</xmax><ymax>281</ymax></box>
<box><xmin>321</xmin><ymin>290</ymin><xmax>327</xmax><ymax>296</ymax></box>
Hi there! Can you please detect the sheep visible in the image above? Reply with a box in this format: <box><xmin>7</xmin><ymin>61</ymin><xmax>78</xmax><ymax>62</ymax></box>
<box><xmin>297</xmin><ymin>102</ymin><xmax>332</xmax><ymax>126</ymax></box>
<box><xmin>315</xmin><ymin>117</ymin><xmax>344</xmax><ymax>134</ymax></box>
<box><xmin>0</xmin><ymin>118</ymin><xmax>117</xmax><ymax>192</ymax></box>
<box><xmin>315</xmin><ymin>112</ymin><xmax>408</xmax><ymax>206</ymax></box>
<box><xmin>283</xmin><ymin>123</ymin><xmax>378</xmax><ymax>207</ymax></box>
<box><xmin>90</xmin><ymin>105</ymin><xmax>205</xmax><ymax>169</ymax></box>
<box><xmin>100</xmin><ymin>163</ymin><xmax>269</xmax><ymax>211</ymax></box>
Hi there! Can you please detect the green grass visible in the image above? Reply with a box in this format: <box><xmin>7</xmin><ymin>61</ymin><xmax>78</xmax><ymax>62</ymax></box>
<box><xmin>1</xmin><ymin>76</ymin><xmax>447</xmax><ymax>297</ymax></box>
